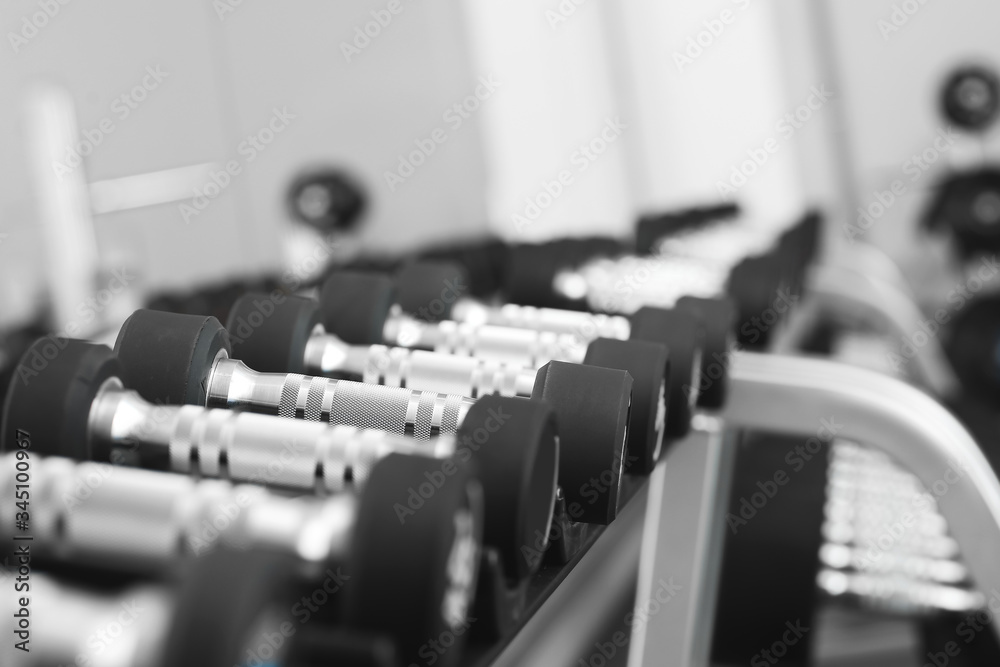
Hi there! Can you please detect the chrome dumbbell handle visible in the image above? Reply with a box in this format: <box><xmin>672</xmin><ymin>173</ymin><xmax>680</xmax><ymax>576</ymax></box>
<box><xmin>383</xmin><ymin>315</ymin><xmax>588</xmax><ymax>366</ymax></box>
<box><xmin>304</xmin><ymin>334</ymin><xmax>536</xmax><ymax>397</ymax></box>
<box><xmin>90</xmin><ymin>379</ymin><xmax>454</xmax><ymax>495</ymax></box>
<box><xmin>0</xmin><ymin>569</ymin><xmax>172</xmax><ymax>667</ymax></box>
<box><xmin>0</xmin><ymin>454</ymin><xmax>356</xmax><ymax>571</ymax></box>
<box><xmin>450</xmin><ymin>300</ymin><xmax>632</xmax><ymax>340</ymax></box>
<box><xmin>360</xmin><ymin>344</ymin><xmax>537</xmax><ymax>398</ymax></box>
<box><xmin>570</xmin><ymin>256</ymin><xmax>727</xmax><ymax>313</ymax></box>
<box><xmin>206</xmin><ymin>358</ymin><xmax>472</xmax><ymax>439</ymax></box>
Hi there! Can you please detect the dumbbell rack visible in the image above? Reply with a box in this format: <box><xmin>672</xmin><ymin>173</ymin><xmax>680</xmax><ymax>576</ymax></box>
<box><xmin>471</xmin><ymin>352</ymin><xmax>1000</xmax><ymax>667</ymax></box>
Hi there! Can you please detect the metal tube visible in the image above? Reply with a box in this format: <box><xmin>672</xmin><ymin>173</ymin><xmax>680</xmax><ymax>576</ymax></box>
<box><xmin>722</xmin><ymin>352</ymin><xmax>1000</xmax><ymax>636</ymax></box>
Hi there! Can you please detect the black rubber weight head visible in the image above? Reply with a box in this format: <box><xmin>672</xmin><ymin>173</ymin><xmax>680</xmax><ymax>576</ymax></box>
<box><xmin>346</xmin><ymin>453</ymin><xmax>483</xmax><ymax>667</ymax></box>
<box><xmin>114</xmin><ymin>309</ymin><xmax>230</xmax><ymax>406</ymax></box>
<box><xmin>457</xmin><ymin>394</ymin><xmax>559</xmax><ymax>583</ymax></box>
<box><xmin>394</xmin><ymin>261</ymin><xmax>470</xmax><ymax>322</ymax></box>
<box><xmin>629</xmin><ymin>307</ymin><xmax>704</xmax><ymax>440</ymax></box>
<box><xmin>226</xmin><ymin>293</ymin><xmax>319</xmax><ymax>374</ymax></box>
<box><xmin>160</xmin><ymin>547</ymin><xmax>304</xmax><ymax>667</ymax></box>
<box><xmin>1</xmin><ymin>338</ymin><xmax>120</xmax><ymax>460</ymax></box>
<box><xmin>504</xmin><ymin>244</ymin><xmax>566</xmax><ymax>308</ymax></box>
<box><xmin>532</xmin><ymin>361</ymin><xmax>631</xmax><ymax>525</ymax></box>
<box><xmin>318</xmin><ymin>271</ymin><xmax>396</xmax><ymax>345</ymax></box>
<box><xmin>584</xmin><ymin>338</ymin><xmax>668</xmax><ymax>475</ymax></box>
<box><xmin>676</xmin><ymin>296</ymin><xmax>736</xmax><ymax>409</ymax></box>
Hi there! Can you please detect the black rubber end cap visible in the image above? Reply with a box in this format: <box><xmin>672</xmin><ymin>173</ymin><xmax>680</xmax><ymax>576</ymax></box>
<box><xmin>114</xmin><ymin>309</ymin><xmax>231</xmax><ymax>406</ymax></box>
<box><xmin>346</xmin><ymin>452</ymin><xmax>483</xmax><ymax>667</ymax></box>
<box><xmin>458</xmin><ymin>394</ymin><xmax>559</xmax><ymax>582</ymax></box>
<box><xmin>532</xmin><ymin>361</ymin><xmax>631</xmax><ymax>525</ymax></box>
<box><xmin>226</xmin><ymin>293</ymin><xmax>319</xmax><ymax>374</ymax></box>
<box><xmin>504</xmin><ymin>244</ymin><xmax>566</xmax><ymax>308</ymax></box>
<box><xmin>318</xmin><ymin>271</ymin><xmax>396</xmax><ymax>345</ymax></box>
<box><xmin>676</xmin><ymin>296</ymin><xmax>737</xmax><ymax>409</ymax></box>
<box><xmin>2</xmin><ymin>338</ymin><xmax>120</xmax><ymax>460</ymax></box>
<box><xmin>725</xmin><ymin>256</ymin><xmax>783</xmax><ymax>349</ymax></box>
<box><xmin>629</xmin><ymin>307</ymin><xmax>704</xmax><ymax>439</ymax></box>
<box><xmin>394</xmin><ymin>261</ymin><xmax>470</xmax><ymax>322</ymax></box>
<box><xmin>161</xmin><ymin>547</ymin><xmax>304</xmax><ymax>667</ymax></box>
<box><xmin>584</xmin><ymin>338</ymin><xmax>669</xmax><ymax>475</ymax></box>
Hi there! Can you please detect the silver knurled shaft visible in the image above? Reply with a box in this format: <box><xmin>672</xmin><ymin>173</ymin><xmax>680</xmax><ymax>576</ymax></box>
<box><xmin>207</xmin><ymin>359</ymin><xmax>472</xmax><ymax>440</ymax></box>
<box><xmin>359</xmin><ymin>345</ymin><xmax>537</xmax><ymax>398</ymax></box>
<box><xmin>383</xmin><ymin>315</ymin><xmax>588</xmax><ymax>367</ymax></box>
<box><xmin>451</xmin><ymin>299</ymin><xmax>631</xmax><ymax>340</ymax></box>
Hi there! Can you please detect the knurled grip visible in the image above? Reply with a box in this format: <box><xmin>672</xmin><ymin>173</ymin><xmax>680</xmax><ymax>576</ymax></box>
<box><xmin>429</xmin><ymin>321</ymin><xmax>588</xmax><ymax>367</ymax></box>
<box><xmin>361</xmin><ymin>345</ymin><xmax>536</xmax><ymax>398</ymax></box>
<box><xmin>276</xmin><ymin>373</ymin><xmax>467</xmax><ymax>439</ymax></box>
<box><xmin>454</xmin><ymin>301</ymin><xmax>631</xmax><ymax>341</ymax></box>
<box><xmin>168</xmin><ymin>406</ymin><xmax>445</xmax><ymax>493</ymax></box>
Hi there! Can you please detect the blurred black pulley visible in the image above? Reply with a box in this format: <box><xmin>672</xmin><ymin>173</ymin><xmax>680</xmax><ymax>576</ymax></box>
<box><xmin>287</xmin><ymin>167</ymin><xmax>367</xmax><ymax>232</ymax></box>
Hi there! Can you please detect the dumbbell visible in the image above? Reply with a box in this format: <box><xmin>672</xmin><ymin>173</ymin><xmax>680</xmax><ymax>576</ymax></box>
<box><xmin>316</xmin><ymin>272</ymin><xmax>680</xmax><ymax>454</ymax></box>
<box><xmin>521</xmin><ymin>211</ymin><xmax>817</xmax><ymax>315</ymax></box>
<box><xmin>0</xmin><ymin>451</ymin><xmax>481</xmax><ymax>667</ymax></box>
<box><xmin>112</xmin><ymin>310</ymin><xmax>625</xmax><ymax>525</ymax></box>
<box><xmin>389</xmin><ymin>261</ymin><xmax>726</xmax><ymax>416</ymax></box>
<box><xmin>1</xmin><ymin>338</ymin><xmax>555</xmax><ymax>588</ymax></box>
<box><xmin>224</xmin><ymin>289</ymin><xmax>665</xmax><ymax>474</ymax></box>
<box><xmin>635</xmin><ymin>202</ymin><xmax>741</xmax><ymax>255</ymax></box>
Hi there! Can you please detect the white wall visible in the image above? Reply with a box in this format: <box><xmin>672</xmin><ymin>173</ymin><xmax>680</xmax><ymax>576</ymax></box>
<box><xmin>601</xmin><ymin>0</ymin><xmax>807</xmax><ymax>233</ymax></box>
<box><xmin>0</xmin><ymin>0</ymin><xmax>490</xmax><ymax>330</ymax></box>
<box><xmin>461</xmin><ymin>0</ymin><xmax>633</xmax><ymax>242</ymax></box>
<box><xmin>781</xmin><ymin>0</ymin><xmax>1000</xmax><ymax>297</ymax></box>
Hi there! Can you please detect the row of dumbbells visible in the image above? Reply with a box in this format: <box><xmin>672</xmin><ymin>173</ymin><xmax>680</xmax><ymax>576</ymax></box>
<box><xmin>1</xmin><ymin>206</ymin><xmax>818</xmax><ymax>666</ymax></box>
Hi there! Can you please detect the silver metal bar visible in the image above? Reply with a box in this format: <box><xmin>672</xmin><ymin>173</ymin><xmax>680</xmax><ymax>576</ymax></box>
<box><xmin>773</xmin><ymin>263</ymin><xmax>960</xmax><ymax>397</ymax></box>
<box><xmin>722</xmin><ymin>352</ymin><xmax>1000</xmax><ymax>637</ymax></box>
<box><xmin>628</xmin><ymin>415</ymin><xmax>736</xmax><ymax>667</ymax></box>
<box><xmin>489</xmin><ymin>485</ymin><xmax>647</xmax><ymax>667</ymax></box>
